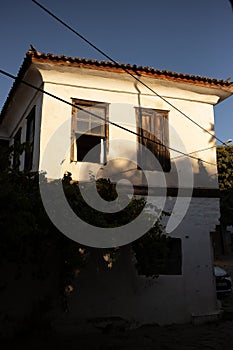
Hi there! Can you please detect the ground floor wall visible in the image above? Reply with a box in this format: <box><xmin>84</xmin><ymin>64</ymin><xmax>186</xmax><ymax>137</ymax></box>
<box><xmin>0</xmin><ymin>197</ymin><xmax>220</xmax><ymax>337</ymax></box>
<box><xmin>53</xmin><ymin>196</ymin><xmax>220</xmax><ymax>328</ymax></box>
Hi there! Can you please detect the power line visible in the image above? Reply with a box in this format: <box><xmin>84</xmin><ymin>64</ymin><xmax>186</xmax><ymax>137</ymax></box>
<box><xmin>171</xmin><ymin>145</ymin><xmax>216</xmax><ymax>160</ymax></box>
<box><xmin>31</xmin><ymin>0</ymin><xmax>229</xmax><ymax>146</ymax></box>
<box><xmin>0</xmin><ymin>68</ymin><xmax>216</xmax><ymax>166</ymax></box>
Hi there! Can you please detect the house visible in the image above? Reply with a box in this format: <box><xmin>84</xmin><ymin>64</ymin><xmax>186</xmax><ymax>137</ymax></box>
<box><xmin>1</xmin><ymin>49</ymin><xmax>233</xmax><ymax>328</ymax></box>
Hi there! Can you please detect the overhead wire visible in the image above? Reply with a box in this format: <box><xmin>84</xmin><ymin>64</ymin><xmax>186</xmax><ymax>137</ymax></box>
<box><xmin>172</xmin><ymin>145</ymin><xmax>216</xmax><ymax>160</ymax></box>
<box><xmin>31</xmin><ymin>0</ymin><xmax>230</xmax><ymax>147</ymax></box>
<box><xmin>0</xmin><ymin>68</ymin><xmax>217</xmax><ymax>166</ymax></box>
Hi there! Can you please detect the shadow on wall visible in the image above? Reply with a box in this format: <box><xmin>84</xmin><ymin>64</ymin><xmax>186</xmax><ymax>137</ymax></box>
<box><xmin>194</xmin><ymin>158</ymin><xmax>218</xmax><ymax>189</ymax></box>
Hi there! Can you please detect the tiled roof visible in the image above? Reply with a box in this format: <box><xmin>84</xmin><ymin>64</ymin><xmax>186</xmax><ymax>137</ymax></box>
<box><xmin>29</xmin><ymin>49</ymin><xmax>232</xmax><ymax>86</ymax></box>
<box><xmin>1</xmin><ymin>49</ymin><xmax>233</xmax><ymax>122</ymax></box>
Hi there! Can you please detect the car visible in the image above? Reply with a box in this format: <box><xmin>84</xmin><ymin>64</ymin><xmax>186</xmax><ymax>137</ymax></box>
<box><xmin>214</xmin><ymin>265</ymin><xmax>232</xmax><ymax>295</ymax></box>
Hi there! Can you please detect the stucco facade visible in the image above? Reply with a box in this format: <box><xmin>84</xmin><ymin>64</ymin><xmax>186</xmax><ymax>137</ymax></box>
<box><xmin>1</xmin><ymin>49</ymin><xmax>233</xmax><ymax>326</ymax></box>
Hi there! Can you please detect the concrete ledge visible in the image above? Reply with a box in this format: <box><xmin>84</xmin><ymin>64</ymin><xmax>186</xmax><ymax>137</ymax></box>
<box><xmin>191</xmin><ymin>310</ymin><xmax>223</xmax><ymax>325</ymax></box>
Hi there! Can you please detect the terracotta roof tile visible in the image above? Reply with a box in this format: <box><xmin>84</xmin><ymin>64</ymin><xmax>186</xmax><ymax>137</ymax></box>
<box><xmin>25</xmin><ymin>50</ymin><xmax>233</xmax><ymax>86</ymax></box>
<box><xmin>26</xmin><ymin>50</ymin><xmax>233</xmax><ymax>86</ymax></box>
<box><xmin>1</xmin><ymin>49</ymin><xmax>232</xmax><ymax>122</ymax></box>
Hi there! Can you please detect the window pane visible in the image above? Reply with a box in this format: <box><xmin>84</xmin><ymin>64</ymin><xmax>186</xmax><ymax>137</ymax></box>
<box><xmin>91</xmin><ymin>123</ymin><xmax>104</xmax><ymax>136</ymax></box>
<box><xmin>141</xmin><ymin>115</ymin><xmax>151</xmax><ymax>135</ymax></box>
<box><xmin>76</xmin><ymin>134</ymin><xmax>101</xmax><ymax>163</ymax></box>
<box><xmin>27</xmin><ymin>119</ymin><xmax>34</xmax><ymax>143</ymax></box>
<box><xmin>71</xmin><ymin>100</ymin><xmax>108</xmax><ymax>163</ymax></box>
<box><xmin>76</xmin><ymin>109</ymin><xmax>91</xmax><ymax>121</ymax></box>
<box><xmin>90</xmin><ymin>107</ymin><xmax>105</xmax><ymax>123</ymax></box>
<box><xmin>13</xmin><ymin>128</ymin><xmax>22</xmax><ymax>170</ymax></box>
<box><xmin>25</xmin><ymin>108</ymin><xmax>35</xmax><ymax>171</ymax></box>
<box><xmin>77</xmin><ymin>120</ymin><xmax>89</xmax><ymax>133</ymax></box>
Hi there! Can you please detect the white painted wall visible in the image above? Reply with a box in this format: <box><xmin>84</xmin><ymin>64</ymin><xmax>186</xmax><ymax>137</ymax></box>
<box><xmin>0</xmin><ymin>62</ymin><xmax>225</xmax><ymax>326</ymax></box>
<box><xmin>0</xmin><ymin>63</ymin><xmax>221</xmax><ymax>189</ymax></box>
<box><xmin>48</xmin><ymin>197</ymin><xmax>219</xmax><ymax>327</ymax></box>
<box><xmin>36</xmin><ymin>64</ymin><xmax>220</xmax><ymax>192</ymax></box>
<box><xmin>0</xmin><ymin>198</ymin><xmax>220</xmax><ymax>333</ymax></box>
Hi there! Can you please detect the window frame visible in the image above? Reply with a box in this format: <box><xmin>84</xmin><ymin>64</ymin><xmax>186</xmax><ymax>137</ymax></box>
<box><xmin>24</xmin><ymin>106</ymin><xmax>36</xmax><ymax>171</ymax></box>
<box><xmin>71</xmin><ymin>99</ymin><xmax>109</xmax><ymax>164</ymax></box>
<box><xmin>13</xmin><ymin>127</ymin><xmax>22</xmax><ymax>170</ymax></box>
<box><xmin>135</xmin><ymin>107</ymin><xmax>171</xmax><ymax>172</ymax></box>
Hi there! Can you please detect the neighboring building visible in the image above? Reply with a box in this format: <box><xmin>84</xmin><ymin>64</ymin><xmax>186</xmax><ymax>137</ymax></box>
<box><xmin>1</xmin><ymin>49</ymin><xmax>233</xmax><ymax>327</ymax></box>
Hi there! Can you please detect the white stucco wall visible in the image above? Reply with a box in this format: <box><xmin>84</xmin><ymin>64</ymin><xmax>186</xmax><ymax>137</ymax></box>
<box><xmin>35</xmin><ymin>65</ymin><xmax>220</xmax><ymax>192</ymax></box>
<box><xmin>48</xmin><ymin>197</ymin><xmax>219</xmax><ymax>327</ymax></box>
<box><xmin>0</xmin><ymin>197</ymin><xmax>220</xmax><ymax>332</ymax></box>
<box><xmin>0</xmin><ymin>62</ymin><xmax>225</xmax><ymax>326</ymax></box>
<box><xmin>35</xmin><ymin>66</ymin><xmax>222</xmax><ymax>325</ymax></box>
<box><xmin>0</xmin><ymin>63</ymin><xmax>221</xmax><ymax>189</ymax></box>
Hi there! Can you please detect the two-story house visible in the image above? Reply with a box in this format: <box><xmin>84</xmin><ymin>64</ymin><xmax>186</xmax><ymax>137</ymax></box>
<box><xmin>1</xmin><ymin>49</ymin><xmax>233</xmax><ymax>327</ymax></box>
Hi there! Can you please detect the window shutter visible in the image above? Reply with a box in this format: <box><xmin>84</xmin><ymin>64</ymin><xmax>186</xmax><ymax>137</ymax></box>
<box><xmin>136</xmin><ymin>108</ymin><xmax>171</xmax><ymax>172</ymax></box>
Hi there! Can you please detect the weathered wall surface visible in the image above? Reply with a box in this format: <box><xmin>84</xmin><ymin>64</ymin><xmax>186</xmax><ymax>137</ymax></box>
<box><xmin>37</xmin><ymin>66</ymin><xmax>219</xmax><ymax>190</ymax></box>
<box><xmin>58</xmin><ymin>197</ymin><xmax>220</xmax><ymax>327</ymax></box>
<box><xmin>0</xmin><ymin>63</ymin><xmax>223</xmax><ymax>332</ymax></box>
<box><xmin>0</xmin><ymin>197</ymin><xmax>220</xmax><ymax>337</ymax></box>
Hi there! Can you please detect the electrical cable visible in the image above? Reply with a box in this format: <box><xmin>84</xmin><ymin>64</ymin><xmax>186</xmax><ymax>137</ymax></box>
<box><xmin>31</xmin><ymin>0</ymin><xmax>230</xmax><ymax>146</ymax></box>
<box><xmin>0</xmin><ymin>68</ymin><xmax>216</xmax><ymax>166</ymax></box>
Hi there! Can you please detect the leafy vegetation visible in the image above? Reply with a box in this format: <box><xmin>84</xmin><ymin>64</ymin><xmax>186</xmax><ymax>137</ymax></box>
<box><xmin>0</xmin><ymin>143</ymin><xmax>171</xmax><ymax>320</ymax></box>
<box><xmin>217</xmin><ymin>145</ymin><xmax>233</xmax><ymax>226</ymax></box>
<box><xmin>217</xmin><ymin>145</ymin><xmax>233</xmax><ymax>191</ymax></box>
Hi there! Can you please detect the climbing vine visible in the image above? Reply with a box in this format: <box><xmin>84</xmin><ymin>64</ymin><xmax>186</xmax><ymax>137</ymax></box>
<box><xmin>0</xmin><ymin>144</ymin><xmax>170</xmax><ymax>316</ymax></box>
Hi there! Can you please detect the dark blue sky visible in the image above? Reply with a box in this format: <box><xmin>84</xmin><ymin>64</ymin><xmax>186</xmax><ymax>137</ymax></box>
<box><xmin>0</xmin><ymin>0</ymin><xmax>233</xmax><ymax>144</ymax></box>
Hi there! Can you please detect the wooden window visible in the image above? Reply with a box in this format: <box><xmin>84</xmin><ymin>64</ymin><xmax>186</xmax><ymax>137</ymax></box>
<box><xmin>24</xmin><ymin>106</ymin><xmax>35</xmax><ymax>171</ymax></box>
<box><xmin>158</xmin><ymin>238</ymin><xmax>182</xmax><ymax>275</ymax></box>
<box><xmin>134</xmin><ymin>237</ymin><xmax>182</xmax><ymax>276</ymax></box>
<box><xmin>71</xmin><ymin>100</ymin><xmax>108</xmax><ymax>163</ymax></box>
<box><xmin>13</xmin><ymin>128</ymin><xmax>22</xmax><ymax>170</ymax></box>
<box><xmin>136</xmin><ymin>108</ymin><xmax>171</xmax><ymax>172</ymax></box>
<box><xmin>0</xmin><ymin>140</ymin><xmax>9</xmax><ymax>171</ymax></box>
